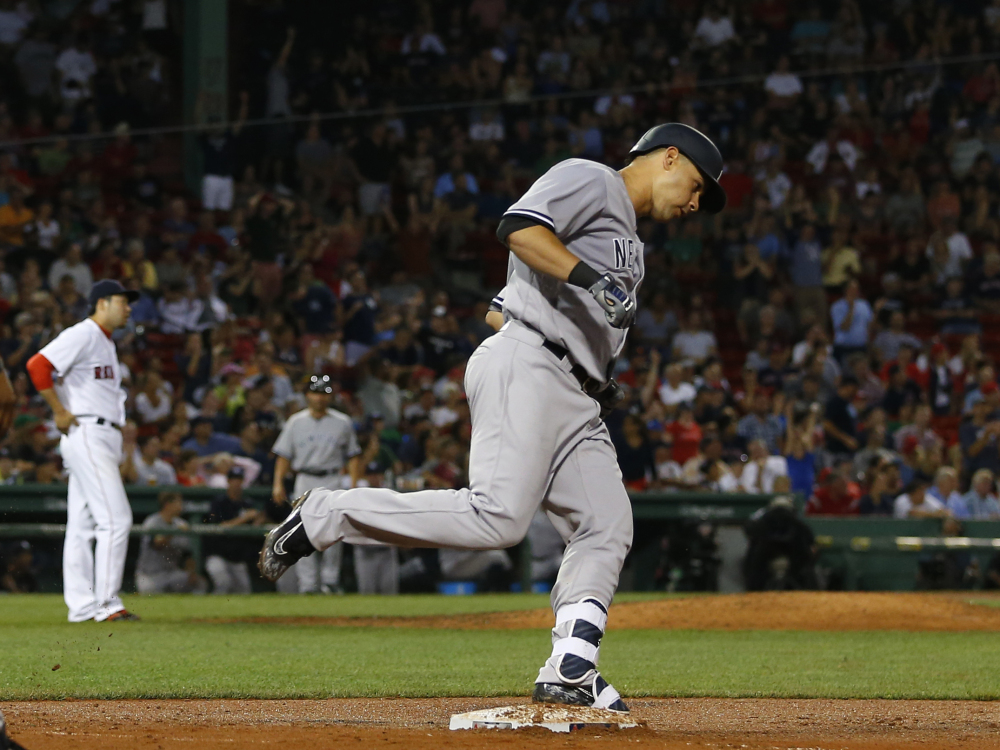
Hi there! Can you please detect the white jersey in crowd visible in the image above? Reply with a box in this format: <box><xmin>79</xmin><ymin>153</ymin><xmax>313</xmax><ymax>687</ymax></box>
<box><xmin>39</xmin><ymin>318</ymin><xmax>127</xmax><ymax>425</ymax></box>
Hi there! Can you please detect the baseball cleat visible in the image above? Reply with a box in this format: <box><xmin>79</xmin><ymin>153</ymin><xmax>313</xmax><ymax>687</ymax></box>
<box><xmin>0</xmin><ymin>708</ymin><xmax>29</xmax><ymax>750</ymax></box>
<box><xmin>533</xmin><ymin>671</ymin><xmax>629</xmax><ymax>713</ymax></box>
<box><xmin>104</xmin><ymin>610</ymin><xmax>141</xmax><ymax>622</ymax></box>
<box><xmin>258</xmin><ymin>490</ymin><xmax>317</xmax><ymax>582</ymax></box>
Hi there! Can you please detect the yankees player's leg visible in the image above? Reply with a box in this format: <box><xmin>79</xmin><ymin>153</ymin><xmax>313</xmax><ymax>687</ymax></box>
<box><xmin>205</xmin><ymin>555</ymin><xmax>235</xmax><ymax>594</ymax></box>
<box><xmin>264</xmin><ymin>325</ymin><xmax>598</xmax><ymax>576</ymax></box>
<box><xmin>71</xmin><ymin>424</ymin><xmax>133</xmax><ymax>622</ymax></box>
<box><xmin>62</xmin><ymin>468</ymin><xmax>99</xmax><ymax>622</ymax></box>
<box><xmin>533</xmin><ymin>424</ymin><xmax>632</xmax><ymax>712</ymax></box>
<box><xmin>353</xmin><ymin>546</ymin><xmax>399</xmax><ymax>594</ymax></box>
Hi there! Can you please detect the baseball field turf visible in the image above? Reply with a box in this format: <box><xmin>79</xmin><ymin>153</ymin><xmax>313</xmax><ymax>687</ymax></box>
<box><xmin>2</xmin><ymin>592</ymin><xmax>999</xmax><ymax>702</ymax></box>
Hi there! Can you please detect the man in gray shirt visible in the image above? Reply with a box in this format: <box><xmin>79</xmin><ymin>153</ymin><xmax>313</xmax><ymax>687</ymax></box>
<box><xmin>271</xmin><ymin>375</ymin><xmax>361</xmax><ymax>594</ymax></box>
<box><xmin>136</xmin><ymin>492</ymin><xmax>207</xmax><ymax>594</ymax></box>
<box><xmin>261</xmin><ymin>124</ymin><xmax>726</xmax><ymax>713</ymax></box>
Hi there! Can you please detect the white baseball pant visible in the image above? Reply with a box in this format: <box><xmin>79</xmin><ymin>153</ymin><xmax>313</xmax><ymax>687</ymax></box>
<box><xmin>60</xmin><ymin>421</ymin><xmax>132</xmax><ymax>622</ymax></box>
<box><xmin>205</xmin><ymin>556</ymin><xmax>252</xmax><ymax>594</ymax></box>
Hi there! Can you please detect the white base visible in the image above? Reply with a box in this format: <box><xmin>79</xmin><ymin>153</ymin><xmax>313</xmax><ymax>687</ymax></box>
<box><xmin>449</xmin><ymin>704</ymin><xmax>640</xmax><ymax>733</ymax></box>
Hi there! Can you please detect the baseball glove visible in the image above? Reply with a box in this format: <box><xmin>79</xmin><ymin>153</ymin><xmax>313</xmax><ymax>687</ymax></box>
<box><xmin>0</xmin><ymin>361</ymin><xmax>14</xmax><ymax>442</ymax></box>
<box><xmin>594</xmin><ymin>379</ymin><xmax>625</xmax><ymax>420</ymax></box>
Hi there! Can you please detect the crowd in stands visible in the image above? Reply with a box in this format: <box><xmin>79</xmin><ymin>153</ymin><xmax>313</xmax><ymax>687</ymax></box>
<box><xmin>5</xmin><ymin>0</ymin><xmax>1000</xmax><ymax>592</ymax></box>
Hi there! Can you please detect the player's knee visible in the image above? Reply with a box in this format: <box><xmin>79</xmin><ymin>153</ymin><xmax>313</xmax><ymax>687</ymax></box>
<box><xmin>485</xmin><ymin>516</ymin><xmax>531</xmax><ymax>549</ymax></box>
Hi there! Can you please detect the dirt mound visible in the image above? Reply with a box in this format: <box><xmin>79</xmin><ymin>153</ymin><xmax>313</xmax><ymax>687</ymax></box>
<box><xmin>203</xmin><ymin>592</ymin><xmax>1000</xmax><ymax>632</ymax></box>
<box><xmin>3</xmin><ymin>697</ymin><xmax>997</xmax><ymax>750</ymax></box>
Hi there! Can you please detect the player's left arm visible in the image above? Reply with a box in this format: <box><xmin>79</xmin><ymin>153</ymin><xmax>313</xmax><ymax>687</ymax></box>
<box><xmin>345</xmin><ymin>426</ymin><xmax>363</xmax><ymax>488</ymax></box>
<box><xmin>27</xmin><ymin>353</ymin><xmax>79</xmax><ymax>433</ymax></box>
<box><xmin>485</xmin><ymin>289</ymin><xmax>506</xmax><ymax>332</ymax></box>
<box><xmin>347</xmin><ymin>455</ymin><xmax>362</xmax><ymax>488</ymax></box>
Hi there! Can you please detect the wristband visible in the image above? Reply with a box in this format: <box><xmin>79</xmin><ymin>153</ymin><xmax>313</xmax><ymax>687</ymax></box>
<box><xmin>567</xmin><ymin>261</ymin><xmax>603</xmax><ymax>289</ymax></box>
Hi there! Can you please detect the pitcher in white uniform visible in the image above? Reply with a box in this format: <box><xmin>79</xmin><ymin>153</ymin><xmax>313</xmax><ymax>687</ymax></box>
<box><xmin>28</xmin><ymin>279</ymin><xmax>140</xmax><ymax>623</ymax></box>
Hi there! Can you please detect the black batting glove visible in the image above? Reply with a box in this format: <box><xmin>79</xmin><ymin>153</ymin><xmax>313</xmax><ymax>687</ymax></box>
<box><xmin>588</xmin><ymin>274</ymin><xmax>634</xmax><ymax>329</ymax></box>
<box><xmin>595</xmin><ymin>379</ymin><xmax>625</xmax><ymax>419</ymax></box>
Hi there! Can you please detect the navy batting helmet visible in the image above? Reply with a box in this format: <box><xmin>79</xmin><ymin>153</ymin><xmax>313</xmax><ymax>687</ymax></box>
<box><xmin>308</xmin><ymin>374</ymin><xmax>334</xmax><ymax>394</ymax></box>
<box><xmin>628</xmin><ymin>123</ymin><xmax>727</xmax><ymax>214</ymax></box>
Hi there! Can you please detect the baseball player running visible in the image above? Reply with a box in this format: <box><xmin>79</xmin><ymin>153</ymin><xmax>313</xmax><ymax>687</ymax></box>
<box><xmin>270</xmin><ymin>374</ymin><xmax>362</xmax><ymax>593</ymax></box>
<box><xmin>260</xmin><ymin>124</ymin><xmax>726</xmax><ymax>711</ymax></box>
<box><xmin>28</xmin><ymin>279</ymin><xmax>140</xmax><ymax>623</ymax></box>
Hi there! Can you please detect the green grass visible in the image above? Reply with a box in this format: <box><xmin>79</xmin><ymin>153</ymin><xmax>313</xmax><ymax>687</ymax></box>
<box><xmin>0</xmin><ymin>594</ymin><xmax>997</xmax><ymax>701</ymax></box>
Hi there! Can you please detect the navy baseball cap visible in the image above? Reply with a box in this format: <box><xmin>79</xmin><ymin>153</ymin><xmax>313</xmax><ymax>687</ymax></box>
<box><xmin>228</xmin><ymin>465</ymin><xmax>245</xmax><ymax>480</ymax></box>
<box><xmin>628</xmin><ymin>123</ymin><xmax>727</xmax><ymax>214</ymax></box>
<box><xmin>88</xmin><ymin>279</ymin><xmax>140</xmax><ymax>305</ymax></box>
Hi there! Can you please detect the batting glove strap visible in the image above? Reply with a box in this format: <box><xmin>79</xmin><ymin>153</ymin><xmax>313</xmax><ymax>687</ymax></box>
<box><xmin>587</xmin><ymin>274</ymin><xmax>634</xmax><ymax>329</ymax></box>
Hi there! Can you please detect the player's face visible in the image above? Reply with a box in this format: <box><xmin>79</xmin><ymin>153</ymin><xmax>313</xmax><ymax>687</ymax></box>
<box><xmin>650</xmin><ymin>152</ymin><xmax>704</xmax><ymax>222</ymax></box>
<box><xmin>105</xmin><ymin>294</ymin><xmax>132</xmax><ymax>328</ymax></box>
<box><xmin>306</xmin><ymin>391</ymin><xmax>330</xmax><ymax>411</ymax></box>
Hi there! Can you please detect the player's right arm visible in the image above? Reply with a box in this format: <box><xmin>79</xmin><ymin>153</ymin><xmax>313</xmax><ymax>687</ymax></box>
<box><xmin>271</xmin><ymin>455</ymin><xmax>291</xmax><ymax>504</ymax></box>
<box><xmin>27</xmin><ymin>353</ymin><xmax>79</xmax><ymax>433</ymax></box>
<box><xmin>498</xmin><ymin>165</ymin><xmax>633</xmax><ymax>328</ymax></box>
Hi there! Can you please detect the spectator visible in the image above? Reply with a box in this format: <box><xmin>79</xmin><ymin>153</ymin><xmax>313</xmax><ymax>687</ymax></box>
<box><xmin>788</xmin><ymin>224</ymin><xmax>826</xmax><ymax>327</ymax></box>
<box><xmin>952</xmin><ymin>469</ymin><xmax>1000</xmax><ymax>520</ymax></box>
<box><xmin>693</xmin><ymin>4</ymin><xmax>737</xmax><ymax>48</ymax></box>
<box><xmin>857</xmin><ymin>457</ymin><xmax>899</xmax><ymax>516</ymax></box>
<box><xmin>823</xmin><ymin>375</ymin><xmax>860</xmax><ymax>456</ymax></box>
<box><xmin>927</xmin><ymin>466</ymin><xmax>962</xmax><ymax>513</ymax></box>
<box><xmin>202</xmin><ymin>466</ymin><xmax>262</xmax><ymax>594</ymax></box>
<box><xmin>182</xmin><ymin>416</ymin><xmax>242</xmax><ymax>458</ymax></box>
<box><xmin>54</xmin><ymin>35</ymin><xmax>96</xmax><ymax>102</ymax></box>
<box><xmin>806</xmin><ymin>467</ymin><xmax>861</xmax><ymax>515</ymax></box>
<box><xmin>47</xmin><ymin>243</ymin><xmax>92</xmax><ymax>296</ymax></box>
<box><xmin>123</xmin><ymin>435</ymin><xmax>177</xmax><ymax>486</ymax></box>
<box><xmin>613</xmin><ymin>414</ymin><xmax>656</xmax><ymax>491</ymax></box>
<box><xmin>633</xmin><ymin>290</ymin><xmax>676</xmax><ymax>351</ymax></box>
<box><xmin>894</xmin><ymin>473</ymin><xmax>948</xmax><ymax>519</ymax></box>
<box><xmin>134</xmin><ymin>371</ymin><xmax>172</xmax><ymax>426</ymax></box>
<box><xmin>740</xmin><ymin>438</ymin><xmax>788</xmax><ymax>494</ymax></box>
<box><xmin>959</xmin><ymin>398</ymin><xmax>1000</xmax><ymax>478</ymax></box>
<box><xmin>135</xmin><ymin>492</ymin><xmax>207</xmax><ymax>594</ymax></box>
<box><xmin>672</xmin><ymin>311</ymin><xmax>718</xmax><ymax>366</ymax></box>
<box><xmin>199</xmin><ymin>91</ymin><xmax>247</xmax><ymax>212</ymax></box>
<box><xmin>784</xmin><ymin>401</ymin><xmax>820</xmax><ymax>498</ymax></box>
<box><xmin>829</xmin><ymin>280</ymin><xmax>873</xmax><ymax>362</ymax></box>
<box><xmin>737</xmin><ymin>392</ymin><xmax>784</xmax><ymax>454</ymax></box>
<box><xmin>873</xmin><ymin>311</ymin><xmax>922</xmax><ymax>364</ymax></box>
<box><xmin>656</xmin><ymin>362</ymin><xmax>697</xmax><ymax>417</ymax></box>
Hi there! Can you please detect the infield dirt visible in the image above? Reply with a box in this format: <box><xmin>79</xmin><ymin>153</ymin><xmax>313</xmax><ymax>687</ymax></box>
<box><xmin>3</xmin><ymin>696</ymin><xmax>998</xmax><ymax>749</ymax></box>
<box><xmin>201</xmin><ymin>591</ymin><xmax>1000</xmax><ymax>632</ymax></box>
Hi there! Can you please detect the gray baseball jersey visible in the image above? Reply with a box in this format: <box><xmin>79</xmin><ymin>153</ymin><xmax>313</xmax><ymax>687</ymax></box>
<box><xmin>501</xmin><ymin>158</ymin><xmax>645</xmax><ymax>381</ymax></box>
<box><xmin>271</xmin><ymin>408</ymin><xmax>361</xmax><ymax>473</ymax></box>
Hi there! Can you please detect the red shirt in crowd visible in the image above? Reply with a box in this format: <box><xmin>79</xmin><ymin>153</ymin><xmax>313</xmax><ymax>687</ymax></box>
<box><xmin>665</xmin><ymin>419</ymin><xmax>703</xmax><ymax>465</ymax></box>
<box><xmin>806</xmin><ymin>481</ymin><xmax>862</xmax><ymax>515</ymax></box>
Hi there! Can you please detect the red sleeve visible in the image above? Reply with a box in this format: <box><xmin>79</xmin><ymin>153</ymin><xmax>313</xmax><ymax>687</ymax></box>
<box><xmin>27</xmin><ymin>353</ymin><xmax>55</xmax><ymax>391</ymax></box>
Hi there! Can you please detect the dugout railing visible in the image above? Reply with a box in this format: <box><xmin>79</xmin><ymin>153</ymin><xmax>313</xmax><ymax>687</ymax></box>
<box><xmin>2</xmin><ymin>485</ymin><xmax>998</xmax><ymax>591</ymax></box>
